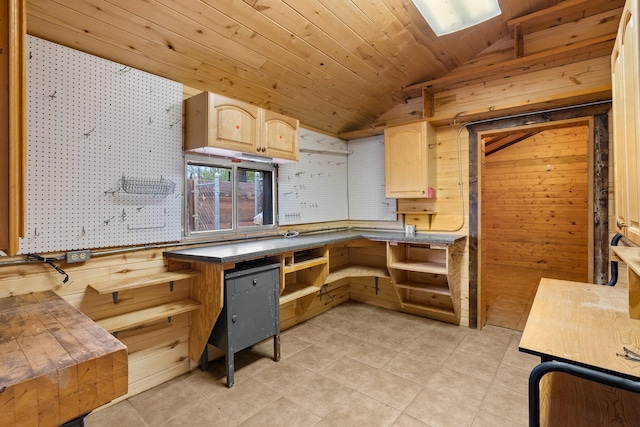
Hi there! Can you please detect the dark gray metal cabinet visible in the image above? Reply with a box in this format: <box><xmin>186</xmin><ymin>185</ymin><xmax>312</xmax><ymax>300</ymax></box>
<box><xmin>206</xmin><ymin>261</ymin><xmax>281</xmax><ymax>387</ymax></box>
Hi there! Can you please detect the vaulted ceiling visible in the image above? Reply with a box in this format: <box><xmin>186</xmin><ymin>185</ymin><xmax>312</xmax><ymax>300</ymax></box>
<box><xmin>26</xmin><ymin>0</ymin><xmax>613</xmax><ymax>136</ymax></box>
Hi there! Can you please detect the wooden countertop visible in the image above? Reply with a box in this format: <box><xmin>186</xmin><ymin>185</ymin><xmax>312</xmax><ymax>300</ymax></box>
<box><xmin>0</xmin><ymin>291</ymin><xmax>128</xmax><ymax>427</ymax></box>
<box><xmin>519</xmin><ymin>278</ymin><xmax>640</xmax><ymax>381</ymax></box>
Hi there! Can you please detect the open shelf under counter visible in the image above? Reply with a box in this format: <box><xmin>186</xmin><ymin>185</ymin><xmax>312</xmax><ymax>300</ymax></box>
<box><xmin>326</xmin><ymin>264</ymin><xmax>390</xmax><ymax>283</ymax></box>
<box><xmin>279</xmin><ymin>282</ymin><xmax>319</xmax><ymax>305</ymax></box>
<box><xmin>394</xmin><ymin>280</ymin><xmax>451</xmax><ymax>295</ymax></box>
<box><xmin>283</xmin><ymin>256</ymin><xmax>328</xmax><ymax>274</ymax></box>
<box><xmin>387</xmin><ymin>259</ymin><xmax>447</xmax><ymax>275</ymax></box>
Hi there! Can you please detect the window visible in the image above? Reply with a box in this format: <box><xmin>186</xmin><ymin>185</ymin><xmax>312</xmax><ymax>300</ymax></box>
<box><xmin>184</xmin><ymin>154</ymin><xmax>276</xmax><ymax>236</ymax></box>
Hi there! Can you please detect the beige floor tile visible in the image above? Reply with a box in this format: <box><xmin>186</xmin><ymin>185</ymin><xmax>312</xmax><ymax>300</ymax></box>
<box><xmin>471</xmin><ymin>409</ymin><xmax>526</xmax><ymax>427</ymax></box>
<box><xmin>181</xmin><ymin>367</ymin><xmax>234</xmax><ymax>400</ymax></box>
<box><xmin>253</xmin><ymin>358</ymin><xmax>316</xmax><ymax>395</ymax></box>
<box><xmin>444</xmin><ymin>348</ymin><xmax>501</xmax><ymax>383</ymax></box>
<box><xmin>288</xmin><ymin>343</ymin><xmax>346</xmax><ymax>372</ymax></box>
<box><xmin>404</xmin><ymin>368</ymin><xmax>491</xmax><ymax>427</ymax></box>
<box><xmin>315</xmin><ymin>391</ymin><xmax>401</xmax><ymax>427</ymax></box>
<box><xmin>284</xmin><ymin>321</ymin><xmax>335</xmax><ymax>344</ymax></box>
<box><xmin>493</xmin><ymin>362</ymin><xmax>531</xmax><ymax>395</ymax></box>
<box><xmin>357</xmin><ymin>370</ymin><xmax>423</xmax><ymax>411</ymax></box>
<box><xmin>160</xmin><ymin>401</ymin><xmax>237</xmax><ymax>427</ymax></box>
<box><xmin>382</xmin><ymin>351</ymin><xmax>439</xmax><ymax>386</ymax></box>
<box><xmin>85</xmin><ymin>401</ymin><xmax>147</xmax><ymax>427</ymax></box>
<box><xmin>213</xmin><ymin>377</ymin><xmax>281</xmax><ymax>423</ymax></box>
<box><xmin>239</xmin><ymin>396</ymin><xmax>321</xmax><ymax>427</ymax></box>
<box><xmin>319</xmin><ymin>355</ymin><xmax>379</xmax><ymax>389</ymax></box>
<box><xmin>267</xmin><ymin>333</ymin><xmax>313</xmax><ymax>359</ymax></box>
<box><xmin>478</xmin><ymin>383</ymin><xmax>529</xmax><ymax>426</ymax></box>
<box><xmin>286</xmin><ymin>372</ymin><xmax>356</xmax><ymax>417</ymax></box>
<box><xmin>392</xmin><ymin>414</ymin><xmax>431</xmax><ymax>426</ymax></box>
<box><xmin>365</xmin><ymin>325</ymin><xmax>420</xmax><ymax>352</ymax></box>
<box><xmin>127</xmin><ymin>377</ymin><xmax>209</xmax><ymax>426</ymax></box>
<box><xmin>315</xmin><ymin>330</ymin><xmax>367</xmax><ymax>353</ymax></box>
<box><xmin>403</xmin><ymin>337</ymin><xmax>457</xmax><ymax>366</ymax></box>
<box><xmin>456</xmin><ymin>327</ymin><xmax>512</xmax><ymax>361</ymax></box>
<box><xmin>501</xmin><ymin>335</ymin><xmax>540</xmax><ymax>372</ymax></box>
<box><xmin>348</xmin><ymin>339</ymin><xmax>399</xmax><ymax>368</ymax></box>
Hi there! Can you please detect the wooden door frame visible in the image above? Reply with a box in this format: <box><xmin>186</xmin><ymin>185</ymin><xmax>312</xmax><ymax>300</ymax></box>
<box><xmin>467</xmin><ymin>103</ymin><xmax>611</xmax><ymax>329</ymax></box>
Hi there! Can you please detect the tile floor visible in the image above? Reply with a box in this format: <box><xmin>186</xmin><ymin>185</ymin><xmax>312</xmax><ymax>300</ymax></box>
<box><xmin>86</xmin><ymin>301</ymin><xmax>540</xmax><ymax>427</ymax></box>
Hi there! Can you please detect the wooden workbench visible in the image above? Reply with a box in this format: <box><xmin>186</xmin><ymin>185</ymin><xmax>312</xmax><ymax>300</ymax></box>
<box><xmin>520</xmin><ymin>278</ymin><xmax>640</xmax><ymax>426</ymax></box>
<box><xmin>0</xmin><ymin>291</ymin><xmax>128</xmax><ymax>427</ymax></box>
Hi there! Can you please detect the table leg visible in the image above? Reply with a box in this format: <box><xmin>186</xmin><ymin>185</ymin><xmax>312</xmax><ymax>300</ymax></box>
<box><xmin>274</xmin><ymin>335</ymin><xmax>281</xmax><ymax>362</ymax></box>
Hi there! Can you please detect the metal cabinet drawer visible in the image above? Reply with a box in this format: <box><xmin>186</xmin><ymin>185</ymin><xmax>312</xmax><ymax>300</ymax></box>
<box><xmin>227</xmin><ymin>266</ymin><xmax>277</xmax><ymax>296</ymax></box>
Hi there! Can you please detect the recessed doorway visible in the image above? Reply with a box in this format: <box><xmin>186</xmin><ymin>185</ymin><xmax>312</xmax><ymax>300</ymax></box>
<box><xmin>480</xmin><ymin>120</ymin><xmax>591</xmax><ymax>330</ymax></box>
<box><xmin>466</xmin><ymin>103</ymin><xmax>610</xmax><ymax>330</ymax></box>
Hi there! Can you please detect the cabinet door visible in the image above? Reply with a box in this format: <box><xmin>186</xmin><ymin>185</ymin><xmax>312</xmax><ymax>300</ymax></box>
<box><xmin>262</xmin><ymin>110</ymin><xmax>299</xmax><ymax>161</ymax></box>
<box><xmin>612</xmin><ymin>1</ymin><xmax>640</xmax><ymax>245</ymax></box>
<box><xmin>213</xmin><ymin>95</ymin><xmax>259</xmax><ymax>153</ymax></box>
<box><xmin>384</xmin><ymin>121</ymin><xmax>436</xmax><ymax>198</ymax></box>
<box><xmin>183</xmin><ymin>91</ymin><xmax>259</xmax><ymax>153</ymax></box>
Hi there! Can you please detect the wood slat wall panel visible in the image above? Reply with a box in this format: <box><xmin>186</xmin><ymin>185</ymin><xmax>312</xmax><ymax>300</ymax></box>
<box><xmin>482</xmin><ymin>125</ymin><xmax>589</xmax><ymax>279</ymax></box>
<box><xmin>431</xmin><ymin>57</ymin><xmax>611</xmax><ymax>124</ymax></box>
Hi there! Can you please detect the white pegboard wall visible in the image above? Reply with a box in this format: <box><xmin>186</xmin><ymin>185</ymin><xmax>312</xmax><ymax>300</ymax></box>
<box><xmin>20</xmin><ymin>36</ymin><xmax>183</xmax><ymax>253</ymax></box>
<box><xmin>347</xmin><ymin>135</ymin><xmax>397</xmax><ymax>221</ymax></box>
<box><xmin>278</xmin><ymin>129</ymin><xmax>349</xmax><ymax>225</ymax></box>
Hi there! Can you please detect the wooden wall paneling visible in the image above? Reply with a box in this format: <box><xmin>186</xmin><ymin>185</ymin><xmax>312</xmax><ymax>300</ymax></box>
<box><xmin>429</xmin><ymin>57</ymin><xmax>612</xmax><ymax>126</ymax></box>
<box><xmin>349</xmin><ymin>277</ymin><xmax>401</xmax><ymax>310</ymax></box>
<box><xmin>482</xmin><ymin>125</ymin><xmax>590</xmax><ymax>278</ymax></box>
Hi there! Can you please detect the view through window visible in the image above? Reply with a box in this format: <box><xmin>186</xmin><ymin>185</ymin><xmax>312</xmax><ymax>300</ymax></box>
<box><xmin>185</xmin><ymin>156</ymin><xmax>275</xmax><ymax>236</ymax></box>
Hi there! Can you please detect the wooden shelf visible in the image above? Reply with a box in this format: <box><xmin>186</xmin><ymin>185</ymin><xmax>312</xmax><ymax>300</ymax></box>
<box><xmin>395</xmin><ymin>281</ymin><xmax>451</xmax><ymax>295</ymax></box>
<box><xmin>89</xmin><ymin>269</ymin><xmax>201</xmax><ymax>295</ymax></box>
<box><xmin>388</xmin><ymin>260</ymin><xmax>447</xmax><ymax>275</ymax></box>
<box><xmin>95</xmin><ymin>298</ymin><xmax>201</xmax><ymax>333</ymax></box>
<box><xmin>283</xmin><ymin>257</ymin><xmax>328</xmax><ymax>274</ymax></box>
<box><xmin>325</xmin><ymin>265</ymin><xmax>390</xmax><ymax>283</ymax></box>
<box><xmin>279</xmin><ymin>283</ymin><xmax>319</xmax><ymax>305</ymax></box>
<box><xmin>399</xmin><ymin>301</ymin><xmax>458</xmax><ymax>322</ymax></box>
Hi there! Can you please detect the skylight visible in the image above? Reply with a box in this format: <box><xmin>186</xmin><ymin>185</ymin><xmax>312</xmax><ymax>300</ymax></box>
<box><xmin>412</xmin><ymin>0</ymin><xmax>502</xmax><ymax>36</ymax></box>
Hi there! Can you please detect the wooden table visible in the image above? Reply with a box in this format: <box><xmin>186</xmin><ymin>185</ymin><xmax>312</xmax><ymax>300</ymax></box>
<box><xmin>520</xmin><ymin>278</ymin><xmax>640</xmax><ymax>426</ymax></box>
<box><xmin>0</xmin><ymin>291</ymin><xmax>128</xmax><ymax>427</ymax></box>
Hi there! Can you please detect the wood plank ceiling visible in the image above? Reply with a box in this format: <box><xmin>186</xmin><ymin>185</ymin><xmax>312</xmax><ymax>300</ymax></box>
<box><xmin>27</xmin><ymin>0</ymin><xmax>566</xmax><ymax>135</ymax></box>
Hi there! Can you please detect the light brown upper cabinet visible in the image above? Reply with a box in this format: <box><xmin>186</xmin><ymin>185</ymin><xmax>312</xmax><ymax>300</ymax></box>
<box><xmin>612</xmin><ymin>0</ymin><xmax>640</xmax><ymax>246</ymax></box>
<box><xmin>262</xmin><ymin>110</ymin><xmax>299</xmax><ymax>161</ymax></box>
<box><xmin>384</xmin><ymin>121</ymin><xmax>437</xmax><ymax>198</ymax></box>
<box><xmin>184</xmin><ymin>91</ymin><xmax>299</xmax><ymax>162</ymax></box>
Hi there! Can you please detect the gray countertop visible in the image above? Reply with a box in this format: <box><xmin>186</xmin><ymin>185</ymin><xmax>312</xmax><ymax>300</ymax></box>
<box><xmin>164</xmin><ymin>229</ymin><xmax>466</xmax><ymax>264</ymax></box>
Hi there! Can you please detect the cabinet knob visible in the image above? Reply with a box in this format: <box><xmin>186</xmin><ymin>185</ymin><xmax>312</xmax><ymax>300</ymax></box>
<box><xmin>261</xmin><ymin>147</ymin><xmax>266</xmax><ymax>152</ymax></box>
<box><xmin>232</xmin><ymin>314</ymin><xmax>237</xmax><ymax>323</ymax></box>
<box><xmin>256</xmin><ymin>147</ymin><xmax>260</xmax><ymax>152</ymax></box>
<box><xmin>252</xmin><ymin>279</ymin><xmax>257</xmax><ymax>285</ymax></box>
<box><xmin>617</xmin><ymin>219</ymin><xmax>627</xmax><ymax>229</ymax></box>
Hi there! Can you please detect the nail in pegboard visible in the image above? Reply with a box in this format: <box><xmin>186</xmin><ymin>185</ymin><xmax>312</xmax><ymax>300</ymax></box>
<box><xmin>20</xmin><ymin>36</ymin><xmax>183</xmax><ymax>253</ymax></box>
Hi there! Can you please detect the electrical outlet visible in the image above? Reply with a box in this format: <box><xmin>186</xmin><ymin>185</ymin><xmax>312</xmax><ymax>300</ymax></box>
<box><xmin>66</xmin><ymin>250</ymin><xmax>91</xmax><ymax>263</ymax></box>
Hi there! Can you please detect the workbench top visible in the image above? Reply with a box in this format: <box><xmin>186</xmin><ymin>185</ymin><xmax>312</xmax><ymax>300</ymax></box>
<box><xmin>0</xmin><ymin>291</ymin><xmax>128</xmax><ymax>426</ymax></box>
<box><xmin>520</xmin><ymin>278</ymin><xmax>640</xmax><ymax>380</ymax></box>
<box><xmin>164</xmin><ymin>229</ymin><xmax>466</xmax><ymax>264</ymax></box>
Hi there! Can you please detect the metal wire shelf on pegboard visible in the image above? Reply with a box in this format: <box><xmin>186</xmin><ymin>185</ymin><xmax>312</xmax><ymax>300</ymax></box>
<box><xmin>121</xmin><ymin>174</ymin><xmax>176</xmax><ymax>195</ymax></box>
